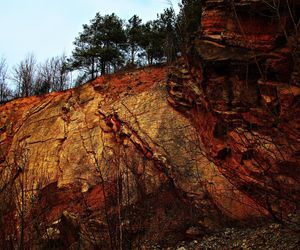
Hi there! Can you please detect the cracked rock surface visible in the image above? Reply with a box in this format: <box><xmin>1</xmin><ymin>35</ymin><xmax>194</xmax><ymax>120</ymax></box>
<box><xmin>0</xmin><ymin>67</ymin><xmax>267</xmax><ymax>249</ymax></box>
<box><xmin>168</xmin><ymin>0</ymin><xmax>300</xmax><ymax>222</ymax></box>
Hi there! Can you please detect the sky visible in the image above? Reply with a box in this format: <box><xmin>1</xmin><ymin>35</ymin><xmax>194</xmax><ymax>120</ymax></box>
<box><xmin>0</xmin><ymin>0</ymin><xmax>180</xmax><ymax>72</ymax></box>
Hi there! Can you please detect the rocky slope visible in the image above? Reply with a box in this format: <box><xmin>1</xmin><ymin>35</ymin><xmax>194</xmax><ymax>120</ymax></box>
<box><xmin>165</xmin><ymin>214</ymin><xmax>300</xmax><ymax>250</ymax></box>
<box><xmin>0</xmin><ymin>66</ymin><xmax>267</xmax><ymax>249</ymax></box>
<box><xmin>0</xmin><ymin>0</ymin><xmax>300</xmax><ymax>249</ymax></box>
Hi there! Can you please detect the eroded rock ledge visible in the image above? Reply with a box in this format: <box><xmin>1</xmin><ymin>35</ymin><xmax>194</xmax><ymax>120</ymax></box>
<box><xmin>168</xmin><ymin>0</ymin><xmax>300</xmax><ymax>221</ymax></box>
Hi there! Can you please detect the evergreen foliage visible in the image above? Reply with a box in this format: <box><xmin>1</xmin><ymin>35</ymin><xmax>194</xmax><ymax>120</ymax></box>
<box><xmin>71</xmin><ymin>13</ymin><xmax>126</xmax><ymax>81</ymax></box>
<box><xmin>2</xmin><ymin>0</ymin><xmax>203</xmax><ymax>95</ymax></box>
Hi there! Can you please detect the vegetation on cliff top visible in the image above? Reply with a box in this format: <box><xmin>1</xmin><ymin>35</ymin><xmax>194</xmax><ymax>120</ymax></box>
<box><xmin>0</xmin><ymin>0</ymin><xmax>201</xmax><ymax>103</ymax></box>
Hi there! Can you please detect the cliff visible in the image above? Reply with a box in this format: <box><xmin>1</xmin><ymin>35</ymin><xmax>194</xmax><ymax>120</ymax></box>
<box><xmin>168</xmin><ymin>0</ymin><xmax>300</xmax><ymax>220</ymax></box>
<box><xmin>0</xmin><ymin>66</ymin><xmax>266</xmax><ymax>249</ymax></box>
<box><xmin>0</xmin><ymin>0</ymin><xmax>300</xmax><ymax>249</ymax></box>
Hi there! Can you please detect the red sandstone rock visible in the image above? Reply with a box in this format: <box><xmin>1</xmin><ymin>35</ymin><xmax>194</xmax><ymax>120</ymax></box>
<box><xmin>1</xmin><ymin>1</ymin><xmax>299</xmax><ymax>248</ymax></box>
<box><xmin>0</xmin><ymin>66</ymin><xmax>266</xmax><ymax>249</ymax></box>
<box><xmin>168</xmin><ymin>0</ymin><xmax>300</xmax><ymax>221</ymax></box>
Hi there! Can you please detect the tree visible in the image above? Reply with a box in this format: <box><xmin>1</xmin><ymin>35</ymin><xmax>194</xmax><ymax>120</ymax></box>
<box><xmin>34</xmin><ymin>58</ymin><xmax>53</xmax><ymax>95</ymax></box>
<box><xmin>35</xmin><ymin>54</ymin><xmax>71</xmax><ymax>95</ymax></box>
<box><xmin>13</xmin><ymin>54</ymin><xmax>36</xmax><ymax>98</ymax></box>
<box><xmin>0</xmin><ymin>57</ymin><xmax>12</xmax><ymax>102</ymax></box>
<box><xmin>158</xmin><ymin>8</ymin><xmax>178</xmax><ymax>63</ymax></box>
<box><xmin>139</xmin><ymin>20</ymin><xmax>165</xmax><ymax>65</ymax></box>
<box><xmin>71</xmin><ymin>13</ymin><xmax>127</xmax><ymax>83</ymax></box>
<box><xmin>126</xmin><ymin>15</ymin><xmax>143</xmax><ymax>65</ymax></box>
<box><xmin>52</xmin><ymin>54</ymin><xmax>71</xmax><ymax>92</ymax></box>
<box><xmin>177</xmin><ymin>0</ymin><xmax>202</xmax><ymax>49</ymax></box>
<box><xmin>71</xmin><ymin>23</ymin><xmax>99</xmax><ymax>81</ymax></box>
<box><xmin>137</xmin><ymin>8</ymin><xmax>178</xmax><ymax>65</ymax></box>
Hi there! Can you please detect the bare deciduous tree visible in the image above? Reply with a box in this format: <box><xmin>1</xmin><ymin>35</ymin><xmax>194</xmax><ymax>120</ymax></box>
<box><xmin>0</xmin><ymin>57</ymin><xmax>12</xmax><ymax>102</ymax></box>
<box><xmin>13</xmin><ymin>54</ymin><xmax>36</xmax><ymax>98</ymax></box>
<box><xmin>35</xmin><ymin>54</ymin><xmax>71</xmax><ymax>95</ymax></box>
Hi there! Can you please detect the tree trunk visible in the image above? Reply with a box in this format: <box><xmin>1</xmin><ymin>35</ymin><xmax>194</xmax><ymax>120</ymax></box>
<box><xmin>131</xmin><ymin>45</ymin><xmax>135</xmax><ymax>64</ymax></box>
<box><xmin>101</xmin><ymin>61</ymin><xmax>106</xmax><ymax>75</ymax></box>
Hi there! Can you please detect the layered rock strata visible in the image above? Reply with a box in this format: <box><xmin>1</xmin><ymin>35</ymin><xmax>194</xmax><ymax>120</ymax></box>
<box><xmin>0</xmin><ymin>0</ymin><xmax>299</xmax><ymax>248</ymax></box>
<box><xmin>168</xmin><ymin>0</ymin><xmax>300</xmax><ymax>220</ymax></box>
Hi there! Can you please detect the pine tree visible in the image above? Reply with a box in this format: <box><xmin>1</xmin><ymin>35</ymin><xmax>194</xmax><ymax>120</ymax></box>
<box><xmin>126</xmin><ymin>15</ymin><xmax>143</xmax><ymax>65</ymax></box>
<box><xmin>71</xmin><ymin>13</ymin><xmax>126</xmax><ymax>83</ymax></box>
<box><xmin>158</xmin><ymin>8</ymin><xmax>178</xmax><ymax>62</ymax></box>
<box><xmin>177</xmin><ymin>0</ymin><xmax>202</xmax><ymax>49</ymax></box>
<box><xmin>139</xmin><ymin>20</ymin><xmax>165</xmax><ymax>65</ymax></box>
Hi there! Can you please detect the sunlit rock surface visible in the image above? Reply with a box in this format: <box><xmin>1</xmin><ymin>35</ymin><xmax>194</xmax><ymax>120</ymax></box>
<box><xmin>0</xmin><ymin>66</ymin><xmax>265</xmax><ymax>249</ymax></box>
<box><xmin>1</xmin><ymin>0</ymin><xmax>300</xmax><ymax>248</ymax></box>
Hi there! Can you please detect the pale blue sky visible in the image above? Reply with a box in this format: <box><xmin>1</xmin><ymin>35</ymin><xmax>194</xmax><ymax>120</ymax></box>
<box><xmin>0</xmin><ymin>0</ymin><xmax>179</xmax><ymax>69</ymax></box>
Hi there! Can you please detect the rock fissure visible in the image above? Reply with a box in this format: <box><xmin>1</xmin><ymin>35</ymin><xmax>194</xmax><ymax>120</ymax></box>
<box><xmin>0</xmin><ymin>20</ymin><xmax>299</xmax><ymax>247</ymax></box>
<box><xmin>98</xmin><ymin>110</ymin><xmax>176</xmax><ymax>181</ymax></box>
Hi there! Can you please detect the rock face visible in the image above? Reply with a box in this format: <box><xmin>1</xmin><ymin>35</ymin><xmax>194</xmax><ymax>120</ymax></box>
<box><xmin>0</xmin><ymin>67</ymin><xmax>266</xmax><ymax>249</ymax></box>
<box><xmin>168</xmin><ymin>0</ymin><xmax>300</xmax><ymax>221</ymax></box>
<box><xmin>0</xmin><ymin>1</ymin><xmax>299</xmax><ymax>249</ymax></box>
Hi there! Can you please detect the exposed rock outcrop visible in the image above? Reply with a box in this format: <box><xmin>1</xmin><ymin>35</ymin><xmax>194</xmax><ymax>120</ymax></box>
<box><xmin>0</xmin><ymin>1</ymin><xmax>299</xmax><ymax>249</ymax></box>
<box><xmin>168</xmin><ymin>0</ymin><xmax>300</xmax><ymax>221</ymax></box>
<box><xmin>0</xmin><ymin>67</ymin><xmax>266</xmax><ymax>249</ymax></box>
